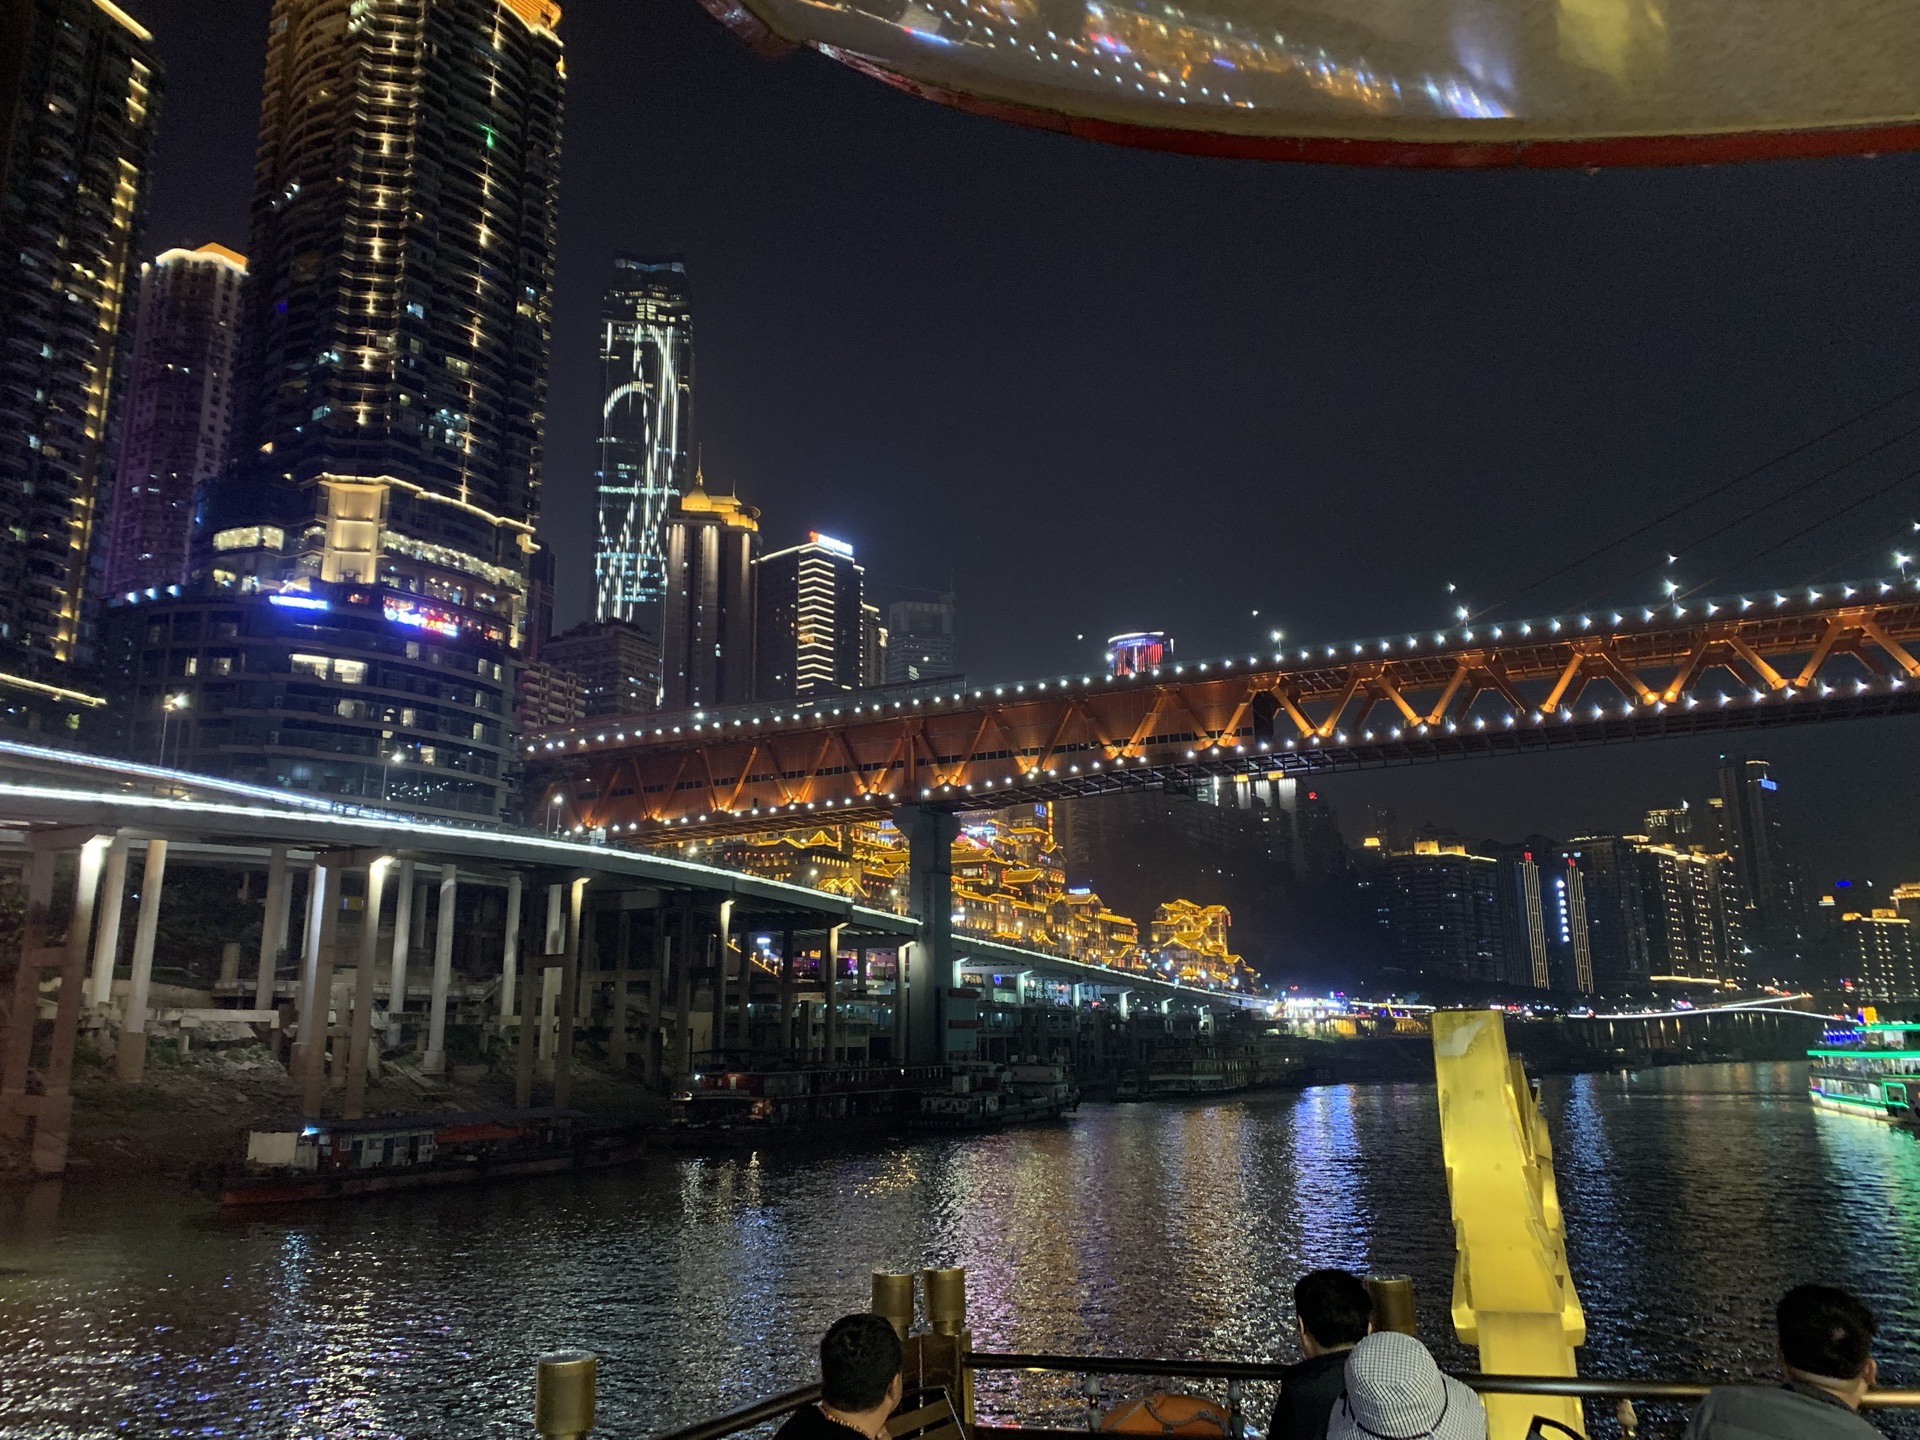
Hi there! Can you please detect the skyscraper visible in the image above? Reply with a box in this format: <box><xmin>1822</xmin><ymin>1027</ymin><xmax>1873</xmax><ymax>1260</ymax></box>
<box><xmin>544</xmin><ymin>619</ymin><xmax>659</xmax><ymax>718</ymax></box>
<box><xmin>0</xmin><ymin>0</ymin><xmax>160</xmax><ymax>676</ymax></box>
<box><xmin>595</xmin><ymin>256</ymin><xmax>692</xmax><ymax>623</ymax></box>
<box><xmin>1383</xmin><ymin>836</ymin><xmax>1504</xmax><ymax>984</ymax></box>
<box><xmin>885</xmin><ymin>594</ymin><xmax>957</xmax><ymax>684</ymax></box>
<box><xmin>659</xmin><ymin>469</ymin><xmax>757</xmax><ymax>711</ymax></box>
<box><xmin>104</xmin><ymin>244</ymin><xmax>247</xmax><ymax>597</ymax></box>
<box><xmin>105</xmin><ymin>0</ymin><xmax>564</xmax><ymax>820</ymax></box>
<box><xmin>754</xmin><ymin>532</ymin><xmax>865</xmax><ymax>702</ymax></box>
<box><xmin>1717</xmin><ymin>754</ymin><xmax>1805</xmax><ymax>969</ymax></box>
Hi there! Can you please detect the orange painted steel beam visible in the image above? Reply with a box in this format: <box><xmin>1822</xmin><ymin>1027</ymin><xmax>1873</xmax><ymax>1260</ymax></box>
<box><xmin>525</xmin><ymin>582</ymin><xmax>1920</xmax><ymax>842</ymax></box>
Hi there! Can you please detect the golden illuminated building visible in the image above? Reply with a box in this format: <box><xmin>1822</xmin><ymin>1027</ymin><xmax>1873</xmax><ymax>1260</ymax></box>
<box><xmin>671</xmin><ymin>801</ymin><xmax>1255</xmax><ymax>987</ymax></box>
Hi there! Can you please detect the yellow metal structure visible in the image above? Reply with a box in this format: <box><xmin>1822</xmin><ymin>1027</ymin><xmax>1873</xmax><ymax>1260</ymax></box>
<box><xmin>1433</xmin><ymin>1011</ymin><xmax>1586</xmax><ymax>1440</ymax></box>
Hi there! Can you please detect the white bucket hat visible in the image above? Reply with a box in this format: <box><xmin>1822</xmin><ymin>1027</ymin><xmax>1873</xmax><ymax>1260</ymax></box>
<box><xmin>1325</xmin><ymin>1333</ymin><xmax>1487</xmax><ymax>1440</ymax></box>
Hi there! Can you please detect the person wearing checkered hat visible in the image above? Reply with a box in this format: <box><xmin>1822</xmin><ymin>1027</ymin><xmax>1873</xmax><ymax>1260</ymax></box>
<box><xmin>1325</xmin><ymin>1332</ymin><xmax>1487</xmax><ymax>1440</ymax></box>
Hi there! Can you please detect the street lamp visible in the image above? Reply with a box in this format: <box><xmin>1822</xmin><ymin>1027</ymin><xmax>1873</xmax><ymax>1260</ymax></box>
<box><xmin>548</xmin><ymin>793</ymin><xmax>563</xmax><ymax>837</ymax></box>
<box><xmin>158</xmin><ymin>691</ymin><xmax>189</xmax><ymax>768</ymax></box>
<box><xmin>382</xmin><ymin>749</ymin><xmax>405</xmax><ymax>802</ymax></box>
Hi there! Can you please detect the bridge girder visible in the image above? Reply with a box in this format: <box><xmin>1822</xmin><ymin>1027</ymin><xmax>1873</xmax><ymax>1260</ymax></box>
<box><xmin>525</xmin><ymin>584</ymin><xmax>1920</xmax><ymax>842</ymax></box>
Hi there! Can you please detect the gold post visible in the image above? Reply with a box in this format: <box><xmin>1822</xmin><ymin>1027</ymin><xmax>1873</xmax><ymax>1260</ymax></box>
<box><xmin>923</xmin><ymin>1266</ymin><xmax>966</xmax><ymax>1335</ymax></box>
<box><xmin>536</xmin><ymin>1350</ymin><xmax>597</xmax><ymax>1439</ymax></box>
<box><xmin>1366</xmin><ymin>1275</ymin><xmax>1417</xmax><ymax>1336</ymax></box>
<box><xmin>873</xmin><ymin>1271</ymin><xmax>916</xmax><ymax>1338</ymax></box>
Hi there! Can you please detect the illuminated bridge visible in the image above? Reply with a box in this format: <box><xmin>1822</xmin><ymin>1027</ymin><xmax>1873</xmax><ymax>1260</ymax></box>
<box><xmin>527</xmin><ymin>574</ymin><xmax>1920</xmax><ymax>841</ymax></box>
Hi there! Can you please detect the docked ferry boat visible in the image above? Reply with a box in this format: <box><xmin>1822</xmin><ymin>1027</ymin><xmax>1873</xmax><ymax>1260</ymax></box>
<box><xmin>909</xmin><ymin>1061</ymin><xmax>1080</xmax><ymax>1131</ymax></box>
<box><xmin>1807</xmin><ymin>1018</ymin><xmax>1920</xmax><ymax>1123</ymax></box>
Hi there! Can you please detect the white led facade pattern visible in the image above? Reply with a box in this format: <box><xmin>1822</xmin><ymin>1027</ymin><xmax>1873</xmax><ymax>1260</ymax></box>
<box><xmin>596</xmin><ymin>257</ymin><xmax>693</xmax><ymax>621</ymax></box>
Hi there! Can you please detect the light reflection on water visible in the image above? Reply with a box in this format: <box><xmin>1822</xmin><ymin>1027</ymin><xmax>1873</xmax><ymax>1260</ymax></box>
<box><xmin>0</xmin><ymin>1062</ymin><xmax>1914</xmax><ymax>1437</ymax></box>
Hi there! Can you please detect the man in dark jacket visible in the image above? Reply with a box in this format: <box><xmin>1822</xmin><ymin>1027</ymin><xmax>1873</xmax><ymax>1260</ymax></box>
<box><xmin>1269</xmin><ymin>1270</ymin><xmax>1374</xmax><ymax>1440</ymax></box>
<box><xmin>775</xmin><ymin>1313</ymin><xmax>904</xmax><ymax>1440</ymax></box>
<box><xmin>1683</xmin><ymin>1285</ymin><xmax>1884</xmax><ymax>1440</ymax></box>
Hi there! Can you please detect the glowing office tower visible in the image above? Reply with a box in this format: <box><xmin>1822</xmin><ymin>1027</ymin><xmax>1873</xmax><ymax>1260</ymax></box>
<box><xmin>754</xmin><ymin>532</ymin><xmax>865</xmax><ymax>702</ymax></box>
<box><xmin>659</xmin><ymin>470</ymin><xmax>757</xmax><ymax>710</ymax></box>
<box><xmin>0</xmin><ymin>0</ymin><xmax>159</xmax><ymax>675</ymax></box>
<box><xmin>595</xmin><ymin>256</ymin><xmax>693</xmax><ymax>622</ymax></box>
<box><xmin>104</xmin><ymin>244</ymin><xmax>247</xmax><ymax>596</ymax></box>
<box><xmin>106</xmin><ymin>0</ymin><xmax>564</xmax><ymax>820</ymax></box>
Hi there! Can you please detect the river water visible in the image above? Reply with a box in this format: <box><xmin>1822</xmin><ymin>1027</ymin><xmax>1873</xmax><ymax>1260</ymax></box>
<box><xmin>2</xmin><ymin>1061</ymin><xmax>1916</xmax><ymax>1438</ymax></box>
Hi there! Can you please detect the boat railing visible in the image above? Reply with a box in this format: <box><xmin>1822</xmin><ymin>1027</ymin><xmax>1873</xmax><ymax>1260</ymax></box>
<box><xmin>627</xmin><ymin>1354</ymin><xmax>1920</xmax><ymax>1440</ymax></box>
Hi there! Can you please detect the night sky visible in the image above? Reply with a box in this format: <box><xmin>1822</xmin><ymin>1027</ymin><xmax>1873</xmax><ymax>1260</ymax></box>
<box><xmin>126</xmin><ymin>0</ymin><xmax>1920</xmax><ymax>890</ymax></box>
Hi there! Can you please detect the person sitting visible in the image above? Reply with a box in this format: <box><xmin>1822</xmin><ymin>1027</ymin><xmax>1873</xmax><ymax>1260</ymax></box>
<box><xmin>1327</xmin><ymin>1332</ymin><xmax>1487</xmax><ymax>1440</ymax></box>
<box><xmin>776</xmin><ymin>1313</ymin><xmax>905</xmax><ymax>1440</ymax></box>
<box><xmin>1270</xmin><ymin>1269</ymin><xmax>1374</xmax><ymax>1440</ymax></box>
<box><xmin>1683</xmin><ymin>1284</ymin><xmax>1882</xmax><ymax>1439</ymax></box>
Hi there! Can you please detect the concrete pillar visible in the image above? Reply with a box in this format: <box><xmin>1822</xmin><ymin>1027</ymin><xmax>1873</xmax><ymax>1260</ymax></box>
<box><xmin>608</xmin><ymin>908</ymin><xmax>631</xmax><ymax>1071</ymax></box>
<box><xmin>1</xmin><ymin>849</ymin><xmax>58</xmax><ymax>1135</ymax></box>
<box><xmin>421</xmin><ymin>867</ymin><xmax>458</xmax><ymax>1075</ymax></box>
<box><xmin>254</xmin><ymin>846</ymin><xmax>290</xmax><ymax>1012</ymax></box>
<box><xmin>822</xmin><ymin>922</ymin><xmax>844</xmax><ymax>1067</ymax></box>
<box><xmin>386</xmin><ymin>857</ymin><xmax>415</xmax><ymax>1040</ymax></box>
<box><xmin>893</xmin><ymin>943</ymin><xmax>910</xmax><ymax>1063</ymax></box>
<box><xmin>87</xmin><ymin>835</ymin><xmax>130</xmax><ymax>1006</ymax></box>
<box><xmin>711</xmin><ymin>899</ymin><xmax>733</xmax><ymax>1059</ymax></box>
<box><xmin>499</xmin><ymin>872</ymin><xmax>523</xmax><ymax>1025</ymax></box>
<box><xmin>299</xmin><ymin>859</ymin><xmax>344</xmax><ymax>1113</ymax></box>
<box><xmin>901</xmin><ymin>805</ymin><xmax>959</xmax><ymax>1066</ymax></box>
<box><xmin>778</xmin><ymin>926</ymin><xmax>797</xmax><ymax>1056</ymax></box>
<box><xmin>31</xmin><ymin>837</ymin><xmax>104</xmax><ymax>1172</ymax></box>
<box><xmin>293</xmin><ymin>862</ymin><xmax>332</xmax><ymax>1072</ymax></box>
<box><xmin>553</xmin><ymin>877</ymin><xmax>586</xmax><ymax>1109</ymax></box>
<box><xmin>343</xmin><ymin>858</ymin><xmax>389</xmax><ymax>1118</ymax></box>
<box><xmin>515</xmin><ymin>951</ymin><xmax>539</xmax><ymax>1108</ymax></box>
<box><xmin>537</xmin><ymin>883</ymin><xmax>562</xmax><ymax>1066</ymax></box>
<box><xmin>645</xmin><ymin>914</ymin><xmax>667</xmax><ymax>1086</ymax></box>
<box><xmin>117</xmin><ymin>839</ymin><xmax>169</xmax><ymax>1084</ymax></box>
<box><xmin>675</xmin><ymin>898</ymin><xmax>695</xmax><ymax>1080</ymax></box>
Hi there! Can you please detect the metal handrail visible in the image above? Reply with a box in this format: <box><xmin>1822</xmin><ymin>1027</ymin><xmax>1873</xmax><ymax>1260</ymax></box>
<box><xmin>965</xmin><ymin>1352</ymin><xmax>1920</xmax><ymax>1410</ymax></box>
<box><xmin>652</xmin><ymin>1383</ymin><xmax>821</xmax><ymax>1440</ymax></box>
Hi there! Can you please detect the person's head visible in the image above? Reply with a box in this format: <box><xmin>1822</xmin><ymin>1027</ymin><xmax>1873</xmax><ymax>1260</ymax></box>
<box><xmin>1294</xmin><ymin>1269</ymin><xmax>1374</xmax><ymax>1356</ymax></box>
<box><xmin>1328</xmin><ymin>1332</ymin><xmax>1487</xmax><ymax>1440</ymax></box>
<box><xmin>1777</xmin><ymin>1285</ymin><xmax>1878</xmax><ymax>1407</ymax></box>
<box><xmin>821</xmin><ymin>1313</ymin><xmax>904</xmax><ymax>1416</ymax></box>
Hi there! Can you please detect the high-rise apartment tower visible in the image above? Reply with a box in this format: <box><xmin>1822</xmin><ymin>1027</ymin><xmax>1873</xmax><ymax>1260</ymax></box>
<box><xmin>595</xmin><ymin>256</ymin><xmax>692</xmax><ymax>622</ymax></box>
<box><xmin>0</xmin><ymin>0</ymin><xmax>159</xmax><ymax>676</ymax></box>
<box><xmin>659</xmin><ymin>470</ymin><xmax>757</xmax><ymax>710</ymax></box>
<box><xmin>106</xmin><ymin>0</ymin><xmax>564</xmax><ymax>819</ymax></box>
<box><xmin>104</xmin><ymin>244</ymin><xmax>247</xmax><ymax>597</ymax></box>
<box><xmin>754</xmin><ymin>532</ymin><xmax>865</xmax><ymax>702</ymax></box>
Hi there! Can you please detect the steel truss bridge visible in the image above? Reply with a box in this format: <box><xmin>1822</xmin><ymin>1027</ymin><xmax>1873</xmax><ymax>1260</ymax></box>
<box><xmin>528</xmin><ymin>575</ymin><xmax>1920</xmax><ymax>841</ymax></box>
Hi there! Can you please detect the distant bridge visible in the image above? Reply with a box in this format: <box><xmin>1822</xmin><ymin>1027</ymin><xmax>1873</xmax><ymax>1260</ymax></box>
<box><xmin>528</xmin><ymin>575</ymin><xmax>1920</xmax><ymax>841</ymax></box>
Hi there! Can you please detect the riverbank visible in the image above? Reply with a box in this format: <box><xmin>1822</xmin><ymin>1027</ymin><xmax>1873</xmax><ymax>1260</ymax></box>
<box><xmin>0</xmin><ymin>1040</ymin><xmax>673</xmax><ymax>1184</ymax></box>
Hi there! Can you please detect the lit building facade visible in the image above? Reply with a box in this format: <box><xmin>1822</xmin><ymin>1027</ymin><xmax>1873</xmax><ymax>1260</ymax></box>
<box><xmin>108</xmin><ymin>0</ymin><xmax>565</xmax><ymax>820</ymax></box>
<box><xmin>1841</xmin><ymin>910</ymin><xmax>1919</xmax><ymax>1001</ymax></box>
<box><xmin>544</xmin><ymin>618</ymin><xmax>659</xmax><ymax>718</ymax></box>
<box><xmin>1717</xmin><ymin>754</ymin><xmax>1805</xmax><ymax>967</ymax></box>
<box><xmin>659</xmin><ymin>471</ymin><xmax>757</xmax><ymax>710</ymax></box>
<box><xmin>103</xmin><ymin>244</ymin><xmax>247</xmax><ymax>596</ymax></box>
<box><xmin>595</xmin><ymin>256</ymin><xmax>692</xmax><ymax>622</ymax></box>
<box><xmin>0</xmin><ymin>0</ymin><xmax>159</xmax><ymax>673</ymax></box>
<box><xmin>754</xmin><ymin>532</ymin><xmax>865</xmax><ymax>702</ymax></box>
<box><xmin>1636</xmin><ymin>842</ymin><xmax>1744</xmax><ymax>986</ymax></box>
<box><xmin>885</xmin><ymin>594</ymin><xmax>957</xmax><ymax>684</ymax></box>
<box><xmin>516</xmin><ymin>657</ymin><xmax>583</xmax><ymax>734</ymax></box>
<box><xmin>1384</xmin><ymin>837</ymin><xmax>1504</xmax><ymax>985</ymax></box>
<box><xmin>1559</xmin><ymin>836</ymin><xmax>1645</xmax><ymax>992</ymax></box>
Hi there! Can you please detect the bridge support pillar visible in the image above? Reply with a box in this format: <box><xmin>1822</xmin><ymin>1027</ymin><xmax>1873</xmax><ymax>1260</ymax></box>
<box><xmin>553</xmin><ymin>877</ymin><xmax>585</xmax><ymax>1109</ymax></box>
<box><xmin>675</xmin><ymin>898</ymin><xmax>695</xmax><ymax>1081</ymax></box>
<box><xmin>255</xmin><ymin>846</ymin><xmax>289</xmax><ymax>1014</ymax></box>
<box><xmin>343</xmin><ymin>858</ymin><xmax>389</xmax><ymax>1118</ymax></box>
<box><xmin>297</xmin><ymin>855</ymin><xmax>346</xmax><ymax>1114</ymax></box>
<box><xmin>710</xmin><ymin>899</ymin><xmax>733</xmax><ymax>1061</ymax></box>
<box><xmin>822</xmin><ymin>922</ymin><xmax>844</xmax><ymax>1066</ymax></box>
<box><xmin>499</xmin><ymin>872</ymin><xmax>523</xmax><ymax>1029</ymax></box>
<box><xmin>386</xmin><ymin>858</ymin><xmax>415</xmax><ymax>1042</ymax></box>
<box><xmin>3</xmin><ymin>833</ymin><xmax>107</xmax><ymax>1172</ymax></box>
<box><xmin>87</xmin><ymin>834</ymin><xmax>130</xmax><ymax>1007</ymax></box>
<box><xmin>609</xmin><ymin>908</ymin><xmax>631</xmax><ymax>1072</ymax></box>
<box><xmin>900</xmin><ymin>805</ymin><xmax>958</xmax><ymax>1068</ymax></box>
<box><xmin>421</xmin><ymin>867</ymin><xmax>458</xmax><ymax>1076</ymax></box>
<box><xmin>117</xmin><ymin>839</ymin><xmax>168</xmax><ymax>1085</ymax></box>
<box><xmin>892</xmin><ymin>944</ymin><xmax>909</xmax><ymax>1062</ymax></box>
<box><xmin>778</xmin><ymin>927</ymin><xmax>796</xmax><ymax>1057</ymax></box>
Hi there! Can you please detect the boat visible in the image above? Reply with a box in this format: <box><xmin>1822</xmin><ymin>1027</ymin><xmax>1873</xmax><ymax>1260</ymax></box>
<box><xmin>908</xmin><ymin>1061</ymin><xmax>1079</xmax><ymax>1131</ymax></box>
<box><xmin>219</xmin><ymin>1107</ymin><xmax>646</xmax><ymax>1205</ymax></box>
<box><xmin>1807</xmin><ymin>1016</ymin><xmax>1920</xmax><ymax>1123</ymax></box>
<box><xmin>662</xmin><ymin>1066</ymin><xmax>928</xmax><ymax>1148</ymax></box>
